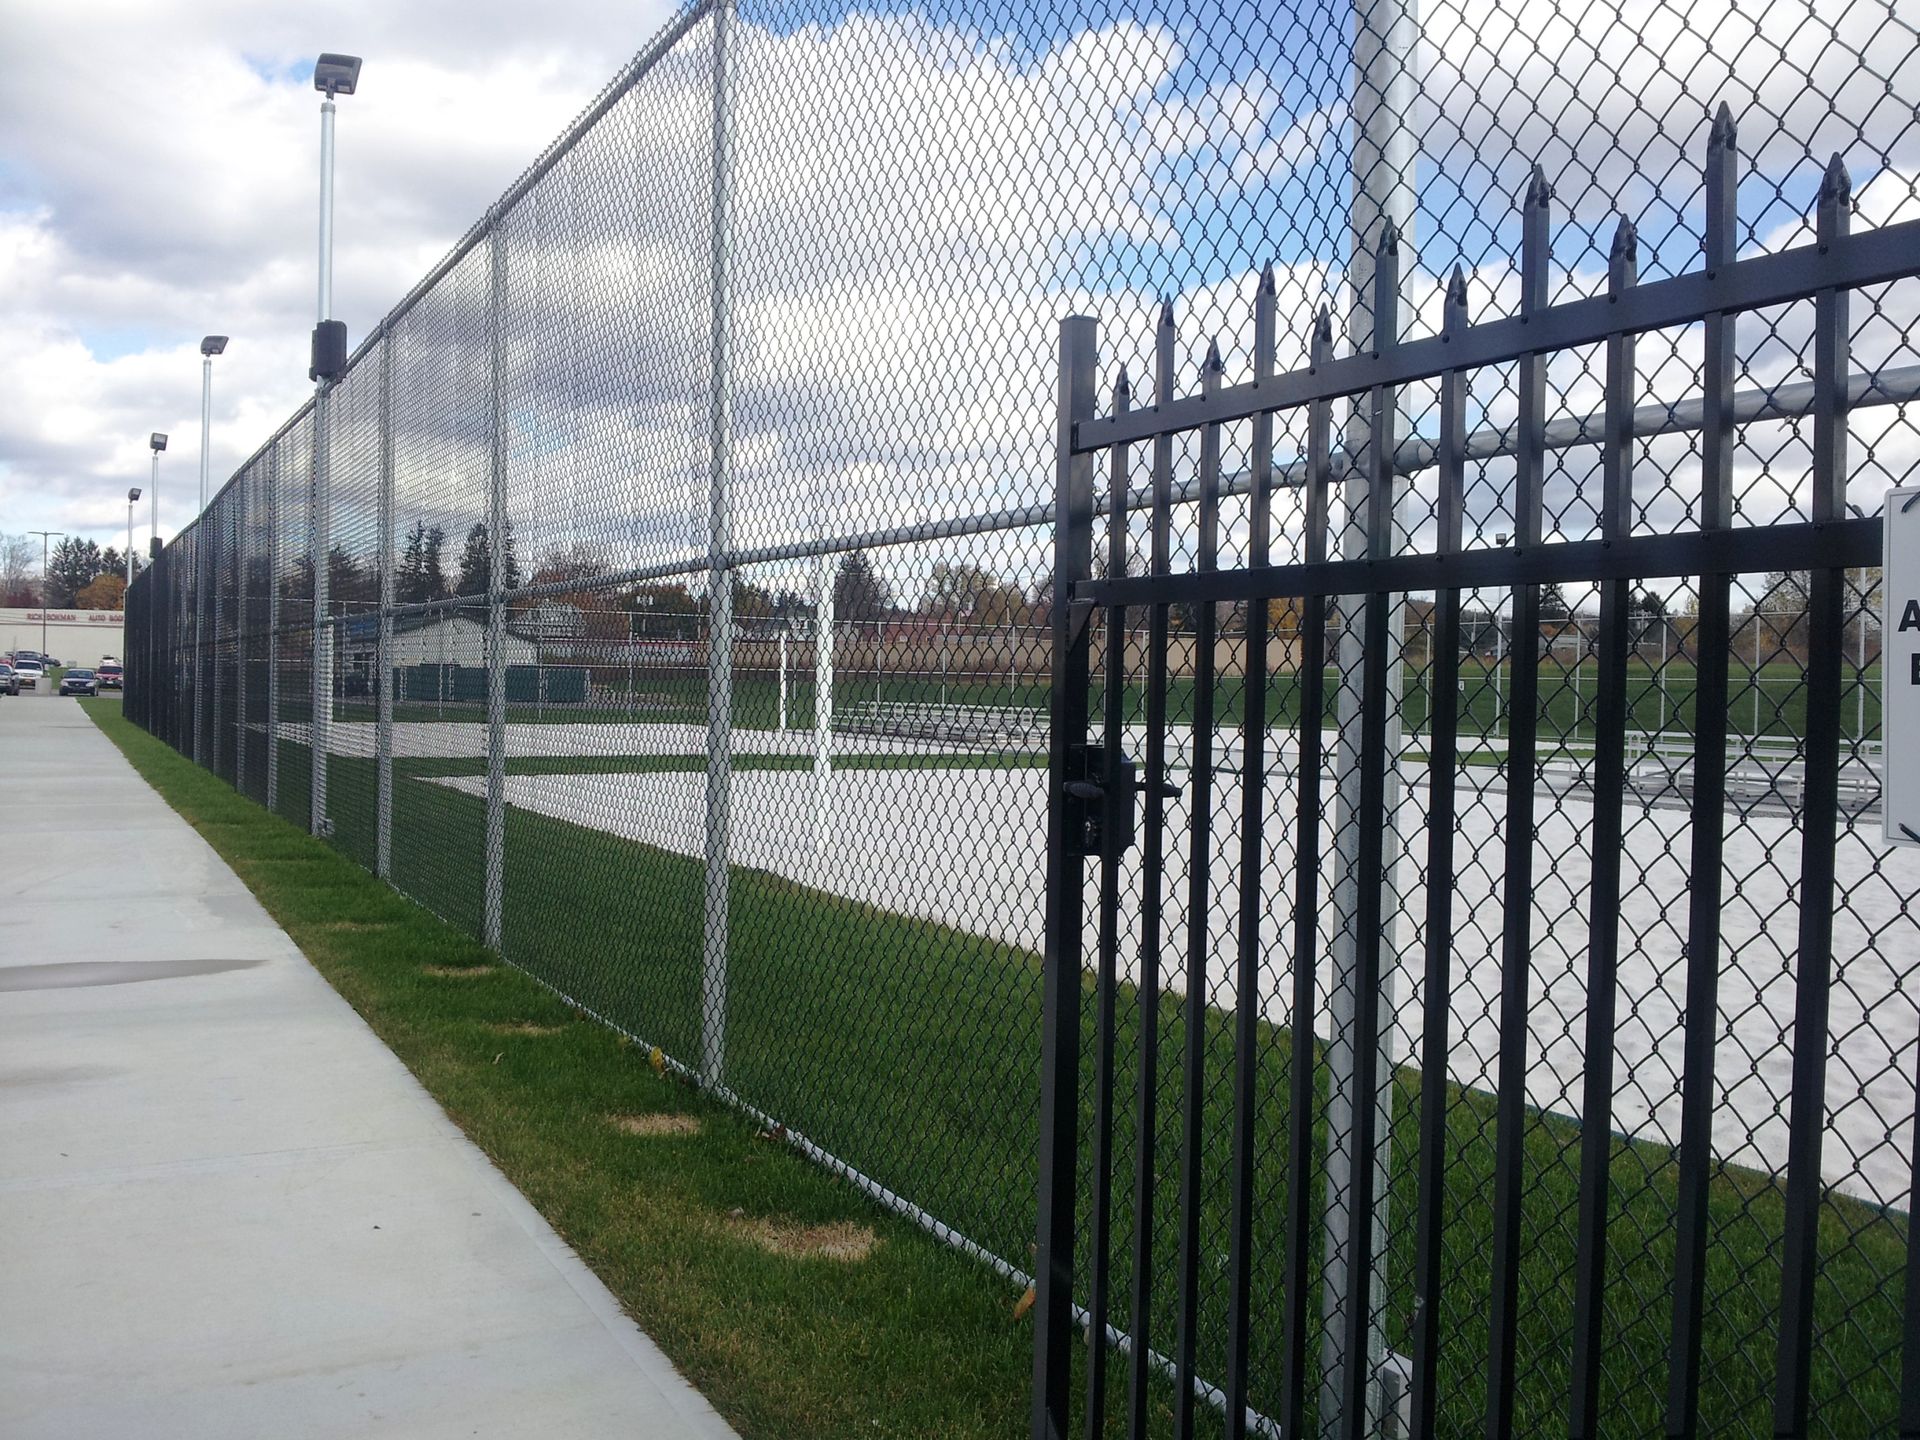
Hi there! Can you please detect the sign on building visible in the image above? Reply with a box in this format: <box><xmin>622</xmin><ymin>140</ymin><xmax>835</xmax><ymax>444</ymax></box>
<box><xmin>1886</xmin><ymin>490</ymin><xmax>1920</xmax><ymax>846</ymax></box>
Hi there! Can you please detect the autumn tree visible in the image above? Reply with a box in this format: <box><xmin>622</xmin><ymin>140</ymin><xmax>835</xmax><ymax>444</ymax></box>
<box><xmin>622</xmin><ymin>582</ymin><xmax>700</xmax><ymax>640</ymax></box>
<box><xmin>76</xmin><ymin>573</ymin><xmax>127</xmax><ymax>610</ymax></box>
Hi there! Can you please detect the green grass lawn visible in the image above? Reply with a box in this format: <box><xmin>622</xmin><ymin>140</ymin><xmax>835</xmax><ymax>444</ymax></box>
<box><xmin>86</xmin><ymin>700</ymin><xmax>1909</xmax><ymax>1438</ymax></box>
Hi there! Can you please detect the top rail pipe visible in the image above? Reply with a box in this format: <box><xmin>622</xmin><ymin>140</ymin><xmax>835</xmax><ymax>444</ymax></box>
<box><xmin>1074</xmin><ymin>217</ymin><xmax>1920</xmax><ymax>453</ymax></box>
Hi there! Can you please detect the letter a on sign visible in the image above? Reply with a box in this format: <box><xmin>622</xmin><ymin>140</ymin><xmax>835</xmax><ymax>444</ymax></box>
<box><xmin>1886</xmin><ymin>489</ymin><xmax>1920</xmax><ymax>846</ymax></box>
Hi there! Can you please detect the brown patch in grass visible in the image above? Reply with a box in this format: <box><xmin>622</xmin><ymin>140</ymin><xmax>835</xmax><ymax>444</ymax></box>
<box><xmin>488</xmin><ymin>1021</ymin><xmax>566</xmax><ymax>1037</ymax></box>
<box><xmin>422</xmin><ymin>964</ymin><xmax>493</xmax><ymax>979</ymax></box>
<box><xmin>609</xmin><ymin>1112</ymin><xmax>702</xmax><ymax>1138</ymax></box>
<box><xmin>727</xmin><ymin>1215</ymin><xmax>877</xmax><ymax>1262</ymax></box>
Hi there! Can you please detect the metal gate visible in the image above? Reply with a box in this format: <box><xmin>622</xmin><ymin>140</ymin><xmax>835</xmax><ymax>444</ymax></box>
<box><xmin>1035</xmin><ymin>111</ymin><xmax>1920</xmax><ymax>1439</ymax></box>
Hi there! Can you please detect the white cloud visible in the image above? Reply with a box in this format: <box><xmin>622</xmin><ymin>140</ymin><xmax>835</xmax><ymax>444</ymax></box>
<box><xmin>3</xmin><ymin>0</ymin><xmax>1914</xmax><ymax>594</ymax></box>
<box><xmin>0</xmin><ymin>0</ymin><xmax>679</xmax><ymax>549</ymax></box>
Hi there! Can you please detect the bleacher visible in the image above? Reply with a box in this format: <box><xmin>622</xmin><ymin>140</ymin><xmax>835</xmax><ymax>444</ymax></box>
<box><xmin>830</xmin><ymin>700</ymin><xmax>1045</xmax><ymax>749</ymax></box>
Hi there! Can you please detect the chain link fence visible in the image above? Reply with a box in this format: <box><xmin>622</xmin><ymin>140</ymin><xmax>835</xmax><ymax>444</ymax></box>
<box><xmin>122</xmin><ymin>0</ymin><xmax>1920</xmax><ymax>1432</ymax></box>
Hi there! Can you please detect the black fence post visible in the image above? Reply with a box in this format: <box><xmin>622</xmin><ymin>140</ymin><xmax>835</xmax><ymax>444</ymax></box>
<box><xmin>1031</xmin><ymin>313</ymin><xmax>1097</xmax><ymax>1440</ymax></box>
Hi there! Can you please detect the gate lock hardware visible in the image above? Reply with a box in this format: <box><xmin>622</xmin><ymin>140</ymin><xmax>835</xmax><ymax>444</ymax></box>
<box><xmin>1063</xmin><ymin>743</ymin><xmax>1180</xmax><ymax>856</ymax></box>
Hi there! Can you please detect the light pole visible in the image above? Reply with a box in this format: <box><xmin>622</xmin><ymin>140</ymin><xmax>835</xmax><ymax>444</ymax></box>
<box><xmin>194</xmin><ymin>338</ymin><xmax>226</xmax><ymax>765</ymax></box>
<box><xmin>29</xmin><ymin>530</ymin><xmax>65</xmax><ymax>664</ymax></box>
<box><xmin>126</xmin><ymin>489</ymin><xmax>141</xmax><ymax>583</ymax></box>
<box><xmin>148</xmin><ymin>433</ymin><xmax>167</xmax><ymax>558</ymax></box>
<box><xmin>199</xmin><ymin>337</ymin><xmax>228</xmax><ymax>516</ymax></box>
<box><xmin>309</xmin><ymin>52</ymin><xmax>361</xmax><ymax>837</ymax></box>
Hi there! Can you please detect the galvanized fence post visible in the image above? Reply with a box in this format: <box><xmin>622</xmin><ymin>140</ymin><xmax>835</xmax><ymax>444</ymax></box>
<box><xmin>700</xmin><ymin>0</ymin><xmax>736</xmax><ymax>1087</ymax></box>
<box><xmin>813</xmin><ymin>549</ymin><xmax>835</xmax><ymax>866</ymax></box>
<box><xmin>377</xmin><ymin>327</ymin><xmax>395</xmax><ymax>879</ymax></box>
<box><xmin>484</xmin><ymin>214</ymin><xmax>508</xmax><ymax>952</ymax></box>
<box><xmin>1323</xmin><ymin>0</ymin><xmax>1418</xmax><ymax>1427</ymax></box>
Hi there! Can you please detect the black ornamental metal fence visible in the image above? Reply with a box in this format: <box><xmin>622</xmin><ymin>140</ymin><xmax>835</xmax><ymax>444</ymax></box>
<box><xmin>120</xmin><ymin>0</ymin><xmax>1920</xmax><ymax>1434</ymax></box>
<box><xmin>1038</xmin><ymin>114</ymin><xmax>1918</xmax><ymax>1439</ymax></box>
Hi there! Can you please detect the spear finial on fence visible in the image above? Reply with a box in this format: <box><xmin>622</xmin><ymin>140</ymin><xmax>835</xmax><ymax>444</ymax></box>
<box><xmin>1159</xmin><ymin>296</ymin><xmax>1176</xmax><ymax>332</ymax></box>
<box><xmin>1444</xmin><ymin>263</ymin><xmax>1469</xmax><ymax>332</ymax></box>
<box><xmin>1114</xmin><ymin>363</ymin><xmax>1131</xmax><ymax>407</ymax></box>
<box><xmin>1372</xmin><ymin>220</ymin><xmax>1402</xmax><ymax>356</ymax></box>
<box><xmin>1819</xmin><ymin>153</ymin><xmax>1854</xmax><ymax>217</ymax></box>
<box><xmin>1311</xmin><ymin>304</ymin><xmax>1333</xmax><ymax>367</ymax></box>
<box><xmin>1608</xmin><ymin>216</ymin><xmax>1639</xmax><ymax>297</ymax></box>
<box><xmin>1204</xmin><ymin>335</ymin><xmax>1224</xmax><ymax>377</ymax></box>
<box><xmin>1525</xmin><ymin>163</ymin><xmax>1553</xmax><ymax>210</ymax></box>
<box><xmin>1817</xmin><ymin>153</ymin><xmax>1852</xmax><ymax>256</ymax></box>
<box><xmin>1710</xmin><ymin>99</ymin><xmax>1737</xmax><ymax>152</ymax></box>
<box><xmin>1259</xmin><ymin>260</ymin><xmax>1276</xmax><ymax>296</ymax></box>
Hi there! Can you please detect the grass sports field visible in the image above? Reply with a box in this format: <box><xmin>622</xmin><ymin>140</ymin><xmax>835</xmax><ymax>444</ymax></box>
<box><xmin>338</xmin><ymin>655</ymin><xmax>1882</xmax><ymax>748</ymax></box>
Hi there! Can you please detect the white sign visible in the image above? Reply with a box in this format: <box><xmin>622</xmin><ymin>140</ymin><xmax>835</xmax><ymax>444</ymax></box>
<box><xmin>1885</xmin><ymin>489</ymin><xmax>1920</xmax><ymax>846</ymax></box>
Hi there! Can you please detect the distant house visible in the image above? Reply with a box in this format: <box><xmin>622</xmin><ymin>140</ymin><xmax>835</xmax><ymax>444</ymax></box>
<box><xmin>338</xmin><ymin>612</ymin><xmax>537</xmax><ymax>692</ymax></box>
<box><xmin>513</xmin><ymin>601</ymin><xmax>587</xmax><ymax>645</ymax></box>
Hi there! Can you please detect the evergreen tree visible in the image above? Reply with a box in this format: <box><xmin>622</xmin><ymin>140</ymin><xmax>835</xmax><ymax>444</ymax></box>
<box><xmin>453</xmin><ymin>519</ymin><xmax>519</xmax><ymax>598</ymax></box>
<box><xmin>397</xmin><ymin>521</ymin><xmax>428</xmax><ymax>603</ymax></box>
<box><xmin>423</xmin><ymin>525</ymin><xmax>448</xmax><ymax>600</ymax></box>
<box><xmin>833</xmin><ymin>549</ymin><xmax>888</xmax><ymax>622</ymax></box>
<box><xmin>46</xmin><ymin>537</ymin><xmax>105</xmax><ymax>606</ymax></box>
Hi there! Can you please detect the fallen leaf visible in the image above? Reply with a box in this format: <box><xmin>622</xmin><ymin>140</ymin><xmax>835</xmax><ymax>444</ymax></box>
<box><xmin>1012</xmin><ymin>1286</ymin><xmax>1036</xmax><ymax>1323</ymax></box>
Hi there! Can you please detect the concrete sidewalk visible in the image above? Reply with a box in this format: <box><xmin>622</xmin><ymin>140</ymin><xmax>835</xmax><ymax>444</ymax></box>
<box><xmin>0</xmin><ymin>694</ymin><xmax>737</xmax><ymax>1440</ymax></box>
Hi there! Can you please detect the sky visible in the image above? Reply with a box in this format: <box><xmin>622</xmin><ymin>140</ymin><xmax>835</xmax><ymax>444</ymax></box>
<box><xmin>3</xmin><ymin>0</ymin><xmax>1915</xmax><ymax>606</ymax></box>
<box><xmin>0</xmin><ymin>0</ymin><xmax>681</xmax><ymax>557</ymax></box>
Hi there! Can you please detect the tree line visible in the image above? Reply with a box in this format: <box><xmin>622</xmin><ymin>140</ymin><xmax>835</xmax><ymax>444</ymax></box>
<box><xmin>0</xmin><ymin>533</ymin><xmax>139</xmax><ymax>609</ymax></box>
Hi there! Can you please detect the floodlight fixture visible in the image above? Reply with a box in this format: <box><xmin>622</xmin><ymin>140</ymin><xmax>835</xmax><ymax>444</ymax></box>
<box><xmin>313</xmin><ymin>53</ymin><xmax>362</xmax><ymax>98</ymax></box>
<box><xmin>150</xmin><ymin>433</ymin><xmax>168</xmax><ymax>452</ymax></box>
<box><xmin>200</xmin><ymin>335</ymin><xmax>229</xmax><ymax>356</ymax></box>
<box><xmin>129</xmin><ymin>487</ymin><xmax>142</xmax><ymax>503</ymax></box>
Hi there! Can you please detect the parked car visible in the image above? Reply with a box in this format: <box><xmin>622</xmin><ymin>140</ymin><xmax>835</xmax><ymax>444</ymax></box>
<box><xmin>96</xmin><ymin>663</ymin><xmax>124</xmax><ymax>691</ymax></box>
<box><xmin>0</xmin><ymin>662</ymin><xmax>17</xmax><ymax>696</ymax></box>
<box><xmin>60</xmin><ymin>668</ymin><xmax>98</xmax><ymax>697</ymax></box>
<box><xmin>12</xmin><ymin>660</ymin><xmax>44</xmax><ymax>690</ymax></box>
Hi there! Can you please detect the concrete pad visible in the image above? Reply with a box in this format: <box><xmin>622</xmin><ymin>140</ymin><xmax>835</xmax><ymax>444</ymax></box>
<box><xmin>0</xmin><ymin>693</ymin><xmax>737</xmax><ymax>1440</ymax></box>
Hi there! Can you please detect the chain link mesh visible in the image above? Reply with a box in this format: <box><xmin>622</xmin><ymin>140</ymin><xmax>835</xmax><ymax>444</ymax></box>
<box><xmin>120</xmin><ymin>0</ymin><xmax>1918</xmax><ymax>1431</ymax></box>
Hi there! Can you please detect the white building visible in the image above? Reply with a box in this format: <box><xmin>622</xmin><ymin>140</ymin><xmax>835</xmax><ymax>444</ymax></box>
<box><xmin>0</xmin><ymin>607</ymin><xmax>125</xmax><ymax>665</ymax></box>
<box><xmin>338</xmin><ymin>612</ymin><xmax>537</xmax><ymax>690</ymax></box>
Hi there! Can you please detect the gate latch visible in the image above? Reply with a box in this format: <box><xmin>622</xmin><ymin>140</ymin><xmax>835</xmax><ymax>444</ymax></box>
<box><xmin>1062</xmin><ymin>743</ymin><xmax>1140</xmax><ymax>857</ymax></box>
